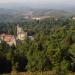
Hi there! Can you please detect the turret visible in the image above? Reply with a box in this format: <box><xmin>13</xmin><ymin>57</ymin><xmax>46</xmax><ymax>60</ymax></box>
<box><xmin>17</xmin><ymin>25</ymin><xmax>27</xmax><ymax>41</ymax></box>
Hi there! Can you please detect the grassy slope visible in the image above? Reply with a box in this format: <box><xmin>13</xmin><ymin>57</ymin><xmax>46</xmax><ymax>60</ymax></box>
<box><xmin>1</xmin><ymin>71</ymin><xmax>75</xmax><ymax>75</ymax></box>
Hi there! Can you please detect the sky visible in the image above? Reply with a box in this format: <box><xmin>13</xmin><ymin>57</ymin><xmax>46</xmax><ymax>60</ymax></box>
<box><xmin>0</xmin><ymin>0</ymin><xmax>73</xmax><ymax>4</ymax></box>
<box><xmin>0</xmin><ymin>0</ymin><xmax>75</xmax><ymax>9</ymax></box>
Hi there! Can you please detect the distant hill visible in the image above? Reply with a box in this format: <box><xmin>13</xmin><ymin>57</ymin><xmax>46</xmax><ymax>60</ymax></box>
<box><xmin>0</xmin><ymin>8</ymin><xmax>75</xmax><ymax>22</ymax></box>
<box><xmin>32</xmin><ymin>9</ymin><xmax>75</xmax><ymax>17</ymax></box>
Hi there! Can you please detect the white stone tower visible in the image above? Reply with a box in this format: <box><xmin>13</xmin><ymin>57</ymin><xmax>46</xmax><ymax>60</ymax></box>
<box><xmin>17</xmin><ymin>25</ymin><xmax>27</xmax><ymax>41</ymax></box>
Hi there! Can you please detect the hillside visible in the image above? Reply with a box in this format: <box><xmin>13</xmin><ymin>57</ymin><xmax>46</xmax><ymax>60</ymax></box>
<box><xmin>0</xmin><ymin>8</ymin><xmax>75</xmax><ymax>22</ymax></box>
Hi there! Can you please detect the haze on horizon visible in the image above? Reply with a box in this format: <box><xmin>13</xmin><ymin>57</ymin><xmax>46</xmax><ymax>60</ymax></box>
<box><xmin>0</xmin><ymin>0</ymin><xmax>75</xmax><ymax>9</ymax></box>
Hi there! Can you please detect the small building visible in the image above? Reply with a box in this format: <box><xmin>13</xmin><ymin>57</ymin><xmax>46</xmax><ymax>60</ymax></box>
<box><xmin>72</xmin><ymin>16</ymin><xmax>75</xmax><ymax>20</ymax></box>
<box><xmin>32</xmin><ymin>17</ymin><xmax>41</xmax><ymax>20</ymax></box>
<box><xmin>32</xmin><ymin>16</ymin><xmax>50</xmax><ymax>20</ymax></box>
<box><xmin>27</xmin><ymin>31</ymin><xmax>34</xmax><ymax>40</ymax></box>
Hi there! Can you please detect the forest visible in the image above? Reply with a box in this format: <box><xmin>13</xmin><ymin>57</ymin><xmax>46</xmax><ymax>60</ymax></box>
<box><xmin>0</xmin><ymin>17</ymin><xmax>75</xmax><ymax>75</ymax></box>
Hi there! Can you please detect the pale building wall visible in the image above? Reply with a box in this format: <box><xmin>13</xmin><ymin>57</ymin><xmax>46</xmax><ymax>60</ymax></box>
<box><xmin>17</xmin><ymin>32</ymin><xmax>27</xmax><ymax>41</ymax></box>
<box><xmin>6</xmin><ymin>38</ymin><xmax>16</xmax><ymax>46</ymax></box>
<box><xmin>0</xmin><ymin>34</ymin><xmax>16</xmax><ymax>46</ymax></box>
<box><xmin>17</xmin><ymin>25</ymin><xmax>27</xmax><ymax>41</ymax></box>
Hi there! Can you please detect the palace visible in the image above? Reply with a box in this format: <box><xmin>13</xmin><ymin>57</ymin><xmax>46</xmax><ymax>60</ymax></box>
<box><xmin>0</xmin><ymin>25</ymin><xmax>34</xmax><ymax>46</ymax></box>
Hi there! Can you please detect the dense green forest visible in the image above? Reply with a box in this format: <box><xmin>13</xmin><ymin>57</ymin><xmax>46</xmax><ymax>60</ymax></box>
<box><xmin>0</xmin><ymin>18</ymin><xmax>75</xmax><ymax>75</ymax></box>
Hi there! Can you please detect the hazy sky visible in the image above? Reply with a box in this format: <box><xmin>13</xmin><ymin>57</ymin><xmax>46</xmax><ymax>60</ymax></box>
<box><xmin>0</xmin><ymin>0</ymin><xmax>73</xmax><ymax>4</ymax></box>
<box><xmin>0</xmin><ymin>0</ymin><xmax>74</xmax><ymax>9</ymax></box>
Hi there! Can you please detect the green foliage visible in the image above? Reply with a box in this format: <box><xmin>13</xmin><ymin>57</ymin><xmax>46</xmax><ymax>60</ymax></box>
<box><xmin>0</xmin><ymin>18</ymin><xmax>75</xmax><ymax>74</ymax></box>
